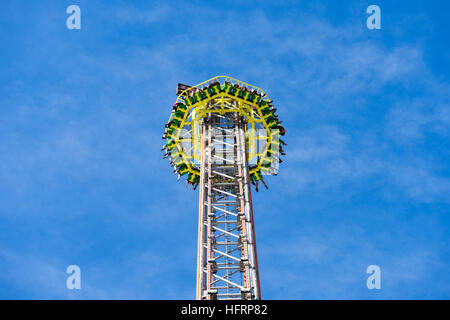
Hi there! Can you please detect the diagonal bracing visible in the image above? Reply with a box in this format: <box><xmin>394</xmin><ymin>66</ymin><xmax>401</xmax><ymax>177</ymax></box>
<box><xmin>196</xmin><ymin>112</ymin><xmax>261</xmax><ymax>300</ymax></box>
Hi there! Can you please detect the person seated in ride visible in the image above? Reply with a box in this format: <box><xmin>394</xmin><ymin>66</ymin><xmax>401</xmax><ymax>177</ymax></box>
<box><xmin>174</xmin><ymin>102</ymin><xmax>187</xmax><ymax>111</ymax></box>
<box><xmin>259</xmin><ymin>100</ymin><xmax>270</xmax><ymax>111</ymax></box>
<box><xmin>261</xmin><ymin>107</ymin><xmax>273</xmax><ymax>117</ymax></box>
<box><xmin>174</xmin><ymin>109</ymin><xmax>185</xmax><ymax>120</ymax></box>
<box><xmin>261</xmin><ymin>159</ymin><xmax>272</xmax><ymax>168</ymax></box>
<box><xmin>178</xmin><ymin>166</ymin><xmax>189</xmax><ymax>176</ymax></box>
<box><xmin>187</xmin><ymin>172</ymin><xmax>200</xmax><ymax>184</ymax></box>
<box><xmin>166</xmin><ymin>139</ymin><xmax>178</xmax><ymax>151</ymax></box>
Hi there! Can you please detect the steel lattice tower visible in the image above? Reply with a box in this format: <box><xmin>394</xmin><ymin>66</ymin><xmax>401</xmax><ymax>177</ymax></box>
<box><xmin>162</xmin><ymin>76</ymin><xmax>286</xmax><ymax>300</ymax></box>
<box><xmin>196</xmin><ymin>113</ymin><xmax>260</xmax><ymax>300</ymax></box>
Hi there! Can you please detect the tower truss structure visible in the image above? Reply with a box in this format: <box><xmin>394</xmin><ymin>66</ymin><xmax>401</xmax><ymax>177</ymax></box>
<box><xmin>196</xmin><ymin>112</ymin><xmax>260</xmax><ymax>300</ymax></box>
<box><xmin>161</xmin><ymin>76</ymin><xmax>286</xmax><ymax>300</ymax></box>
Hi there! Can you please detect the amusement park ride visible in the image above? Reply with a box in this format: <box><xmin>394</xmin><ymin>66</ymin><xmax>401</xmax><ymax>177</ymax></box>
<box><xmin>161</xmin><ymin>76</ymin><xmax>286</xmax><ymax>300</ymax></box>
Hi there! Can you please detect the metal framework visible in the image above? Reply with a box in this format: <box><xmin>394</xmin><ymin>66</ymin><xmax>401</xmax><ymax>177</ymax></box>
<box><xmin>196</xmin><ymin>112</ymin><xmax>261</xmax><ymax>300</ymax></box>
<box><xmin>161</xmin><ymin>76</ymin><xmax>286</xmax><ymax>300</ymax></box>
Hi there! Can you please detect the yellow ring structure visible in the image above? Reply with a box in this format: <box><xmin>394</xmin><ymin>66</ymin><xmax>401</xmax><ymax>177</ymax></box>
<box><xmin>163</xmin><ymin>76</ymin><xmax>283</xmax><ymax>188</ymax></box>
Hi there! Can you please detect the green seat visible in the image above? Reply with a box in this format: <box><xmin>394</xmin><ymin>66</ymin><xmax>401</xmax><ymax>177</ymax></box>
<box><xmin>237</xmin><ymin>89</ymin><xmax>247</xmax><ymax>100</ymax></box>
<box><xmin>173</xmin><ymin>110</ymin><xmax>185</xmax><ymax>122</ymax></box>
<box><xmin>176</xmin><ymin>163</ymin><xmax>188</xmax><ymax>175</ymax></box>
<box><xmin>167</xmin><ymin>140</ymin><xmax>177</xmax><ymax>151</ymax></box>
<box><xmin>250</xmin><ymin>169</ymin><xmax>262</xmax><ymax>182</ymax></box>
<box><xmin>207</xmin><ymin>86</ymin><xmax>218</xmax><ymax>97</ymax></box>
<box><xmin>188</xmin><ymin>172</ymin><xmax>200</xmax><ymax>184</ymax></box>
<box><xmin>198</xmin><ymin>90</ymin><xmax>208</xmax><ymax>101</ymax></box>
<box><xmin>170</xmin><ymin>119</ymin><xmax>181</xmax><ymax>128</ymax></box>
<box><xmin>173</xmin><ymin>156</ymin><xmax>184</xmax><ymax>167</ymax></box>
<box><xmin>227</xmin><ymin>86</ymin><xmax>237</xmax><ymax>96</ymax></box>
<box><xmin>176</xmin><ymin>103</ymin><xmax>187</xmax><ymax>112</ymax></box>
<box><xmin>246</xmin><ymin>93</ymin><xmax>256</xmax><ymax>103</ymax></box>
<box><xmin>186</xmin><ymin>95</ymin><xmax>198</xmax><ymax>106</ymax></box>
<box><xmin>174</xmin><ymin>110</ymin><xmax>185</xmax><ymax>118</ymax></box>
<box><xmin>267</xmin><ymin>121</ymin><xmax>278</xmax><ymax>129</ymax></box>
<box><xmin>261</xmin><ymin>160</ymin><xmax>271</xmax><ymax>168</ymax></box>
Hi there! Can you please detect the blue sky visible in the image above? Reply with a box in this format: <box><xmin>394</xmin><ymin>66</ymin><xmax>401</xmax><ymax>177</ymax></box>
<box><xmin>0</xmin><ymin>0</ymin><xmax>449</xmax><ymax>299</ymax></box>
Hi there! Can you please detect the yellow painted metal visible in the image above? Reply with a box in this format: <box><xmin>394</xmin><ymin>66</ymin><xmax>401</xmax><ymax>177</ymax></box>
<box><xmin>166</xmin><ymin>76</ymin><xmax>280</xmax><ymax>181</ymax></box>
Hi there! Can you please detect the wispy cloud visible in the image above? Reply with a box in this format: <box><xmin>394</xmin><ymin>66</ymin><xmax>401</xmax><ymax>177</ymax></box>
<box><xmin>0</xmin><ymin>1</ymin><xmax>448</xmax><ymax>299</ymax></box>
